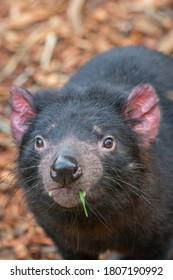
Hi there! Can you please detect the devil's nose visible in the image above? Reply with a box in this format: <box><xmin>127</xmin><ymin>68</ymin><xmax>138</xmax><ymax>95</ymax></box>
<box><xmin>50</xmin><ymin>155</ymin><xmax>82</xmax><ymax>185</ymax></box>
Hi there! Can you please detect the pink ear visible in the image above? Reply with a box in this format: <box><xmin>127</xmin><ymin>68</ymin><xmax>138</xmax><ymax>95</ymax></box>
<box><xmin>9</xmin><ymin>86</ymin><xmax>36</xmax><ymax>143</ymax></box>
<box><xmin>124</xmin><ymin>84</ymin><xmax>160</xmax><ymax>146</ymax></box>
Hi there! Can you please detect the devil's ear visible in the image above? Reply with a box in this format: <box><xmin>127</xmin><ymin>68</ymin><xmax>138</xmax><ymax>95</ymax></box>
<box><xmin>9</xmin><ymin>86</ymin><xmax>36</xmax><ymax>144</ymax></box>
<box><xmin>124</xmin><ymin>84</ymin><xmax>160</xmax><ymax>147</ymax></box>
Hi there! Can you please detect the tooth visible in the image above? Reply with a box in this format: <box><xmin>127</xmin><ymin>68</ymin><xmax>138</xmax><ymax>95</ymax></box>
<box><xmin>48</xmin><ymin>191</ymin><xmax>53</xmax><ymax>197</ymax></box>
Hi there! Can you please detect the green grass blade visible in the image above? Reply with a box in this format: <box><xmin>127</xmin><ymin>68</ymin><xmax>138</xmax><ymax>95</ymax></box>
<box><xmin>79</xmin><ymin>190</ymin><xmax>88</xmax><ymax>217</ymax></box>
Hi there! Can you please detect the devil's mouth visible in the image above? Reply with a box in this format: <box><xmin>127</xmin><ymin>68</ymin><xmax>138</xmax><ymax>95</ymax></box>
<box><xmin>46</xmin><ymin>185</ymin><xmax>84</xmax><ymax>208</ymax></box>
<box><xmin>48</xmin><ymin>185</ymin><xmax>72</xmax><ymax>196</ymax></box>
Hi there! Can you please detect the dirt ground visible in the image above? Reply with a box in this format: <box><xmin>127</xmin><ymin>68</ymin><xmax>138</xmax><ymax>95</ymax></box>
<box><xmin>0</xmin><ymin>0</ymin><xmax>173</xmax><ymax>260</ymax></box>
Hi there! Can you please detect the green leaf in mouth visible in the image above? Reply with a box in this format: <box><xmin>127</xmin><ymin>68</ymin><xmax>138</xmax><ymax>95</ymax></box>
<box><xmin>79</xmin><ymin>190</ymin><xmax>88</xmax><ymax>218</ymax></box>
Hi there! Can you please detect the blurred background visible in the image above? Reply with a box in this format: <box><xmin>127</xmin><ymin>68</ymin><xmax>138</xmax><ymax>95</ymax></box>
<box><xmin>0</xmin><ymin>0</ymin><xmax>173</xmax><ymax>259</ymax></box>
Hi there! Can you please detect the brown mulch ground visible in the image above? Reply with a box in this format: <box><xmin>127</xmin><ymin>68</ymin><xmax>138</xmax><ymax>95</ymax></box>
<box><xmin>0</xmin><ymin>0</ymin><xmax>173</xmax><ymax>260</ymax></box>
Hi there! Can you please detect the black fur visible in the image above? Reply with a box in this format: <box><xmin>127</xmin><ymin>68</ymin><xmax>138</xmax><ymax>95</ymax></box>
<box><xmin>15</xmin><ymin>46</ymin><xmax>173</xmax><ymax>259</ymax></box>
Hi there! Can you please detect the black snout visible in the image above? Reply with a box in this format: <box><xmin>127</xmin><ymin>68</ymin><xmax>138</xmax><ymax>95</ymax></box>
<box><xmin>50</xmin><ymin>155</ymin><xmax>82</xmax><ymax>185</ymax></box>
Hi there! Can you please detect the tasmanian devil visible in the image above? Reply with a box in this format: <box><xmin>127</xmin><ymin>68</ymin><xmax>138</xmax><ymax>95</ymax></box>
<box><xmin>10</xmin><ymin>46</ymin><xmax>173</xmax><ymax>259</ymax></box>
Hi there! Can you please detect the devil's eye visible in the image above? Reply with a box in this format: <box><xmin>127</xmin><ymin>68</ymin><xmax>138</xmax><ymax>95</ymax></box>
<box><xmin>35</xmin><ymin>136</ymin><xmax>44</xmax><ymax>149</ymax></box>
<box><xmin>102</xmin><ymin>137</ymin><xmax>115</xmax><ymax>149</ymax></box>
